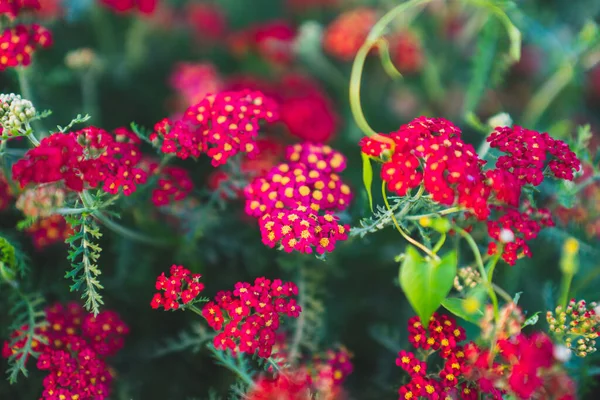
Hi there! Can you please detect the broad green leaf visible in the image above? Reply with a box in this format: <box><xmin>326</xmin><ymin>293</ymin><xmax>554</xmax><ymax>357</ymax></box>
<box><xmin>442</xmin><ymin>297</ymin><xmax>484</xmax><ymax>325</ymax></box>
<box><xmin>399</xmin><ymin>246</ymin><xmax>457</xmax><ymax>324</ymax></box>
<box><xmin>361</xmin><ymin>152</ymin><xmax>374</xmax><ymax>212</ymax></box>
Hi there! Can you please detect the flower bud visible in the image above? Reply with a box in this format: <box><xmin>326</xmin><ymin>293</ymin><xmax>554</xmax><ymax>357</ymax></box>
<box><xmin>0</xmin><ymin>93</ymin><xmax>36</xmax><ymax>134</ymax></box>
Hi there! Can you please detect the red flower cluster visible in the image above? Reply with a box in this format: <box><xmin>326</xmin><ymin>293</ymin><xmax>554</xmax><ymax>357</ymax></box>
<box><xmin>229</xmin><ymin>20</ymin><xmax>296</xmax><ymax>65</ymax></box>
<box><xmin>390</xmin><ymin>30</ymin><xmax>424</xmax><ymax>74</ymax></box>
<box><xmin>2</xmin><ymin>302</ymin><xmax>128</xmax><ymax>400</ymax></box>
<box><xmin>169</xmin><ymin>62</ymin><xmax>223</xmax><ymax>108</ymax></box>
<box><xmin>0</xmin><ymin>170</ymin><xmax>12</xmax><ymax>211</ymax></box>
<box><xmin>488</xmin><ymin>125</ymin><xmax>581</xmax><ymax>183</ymax></box>
<box><xmin>0</xmin><ymin>24</ymin><xmax>52</xmax><ymax>71</ymax></box>
<box><xmin>151</xmin><ymin>265</ymin><xmax>205</xmax><ymax>310</ymax></box>
<box><xmin>487</xmin><ymin>205</ymin><xmax>554</xmax><ymax>265</ymax></box>
<box><xmin>244</xmin><ymin>143</ymin><xmax>351</xmax><ymax>254</ymax></box>
<box><xmin>202</xmin><ymin>277</ymin><xmax>301</xmax><ymax>358</ymax></box>
<box><xmin>247</xmin><ymin>371</ymin><xmax>312</xmax><ymax>400</ymax></box>
<box><xmin>146</xmin><ymin>163</ymin><xmax>194</xmax><ymax>207</ymax></box>
<box><xmin>185</xmin><ymin>3</ymin><xmax>227</xmax><ymax>41</ymax></box>
<box><xmin>464</xmin><ymin>333</ymin><xmax>575</xmax><ymax>399</ymax></box>
<box><xmin>361</xmin><ymin>116</ymin><xmax>581</xmax><ymax>265</ymax></box>
<box><xmin>311</xmin><ymin>346</ymin><xmax>353</xmax><ymax>388</ymax></box>
<box><xmin>151</xmin><ymin>90</ymin><xmax>278</xmax><ymax>166</ymax></box>
<box><xmin>99</xmin><ymin>0</ymin><xmax>157</xmax><ymax>15</ymax></box>
<box><xmin>25</xmin><ymin>214</ymin><xmax>73</xmax><ymax>249</ymax></box>
<box><xmin>397</xmin><ymin>314</ymin><xmax>477</xmax><ymax>400</ymax></box>
<box><xmin>12</xmin><ymin>127</ymin><xmax>148</xmax><ymax>194</ymax></box>
<box><xmin>322</xmin><ymin>8</ymin><xmax>377</xmax><ymax>61</ymax></box>
<box><xmin>224</xmin><ymin>74</ymin><xmax>339</xmax><ymax>143</ymax></box>
<box><xmin>0</xmin><ymin>0</ymin><xmax>40</xmax><ymax>17</ymax></box>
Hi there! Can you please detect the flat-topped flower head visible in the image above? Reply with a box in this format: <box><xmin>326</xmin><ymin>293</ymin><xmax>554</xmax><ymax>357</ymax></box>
<box><xmin>151</xmin><ymin>265</ymin><xmax>205</xmax><ymax>311</ymax></box>
<box><xmin>0</xmin><ymin>24</ymin><xmax>52</xmax><ymax>71</ymax></box>
<box><xmin>258</xmin><ymin>205</ymin><xmax>349</xmax><ymax>254</ymax></box>
<box><xmin>202</xmin><ymin>277</ymin><xmax>300</xmax><ymax>358</ymax></box>
<box><xmin>12</xmin><ymin>127</ymin><xmax>148</xmax><ymax>195</ymax></box>
<box><xmin>182</xmin><ymin>90</ymin><xmax>278</xmax><ymax>166</ymax></box>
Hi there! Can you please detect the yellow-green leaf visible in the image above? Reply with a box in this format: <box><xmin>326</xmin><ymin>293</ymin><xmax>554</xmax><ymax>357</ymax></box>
<box><xmin>442</xmin><ymin>297</ymin><xmax>484</xmax><ymax>325</ymax></box>
<box><xmin>399</xmin><ymin>247</ymin><xmax>457</xmax><ymax>324</ymax></box>
<box><xmin>361</xmin><ymin>152</ymin><xmax>374</xmax><ymax>212</ymax></box>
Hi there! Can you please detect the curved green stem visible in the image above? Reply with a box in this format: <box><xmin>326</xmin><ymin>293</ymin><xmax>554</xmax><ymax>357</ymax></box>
<box><xmin>188</xmin><ymin>304</ymin><xmax>204</xmax><ymax>318</ymax></box>
<box><xmin>454</xmin><ymin>226</ymin><xmax>499</xmax><ymax>321</ymax></box>
<box><xmin>349</xmin><ymin>0</ymin><xmax>432</xmax><ymax>138</ymax></box>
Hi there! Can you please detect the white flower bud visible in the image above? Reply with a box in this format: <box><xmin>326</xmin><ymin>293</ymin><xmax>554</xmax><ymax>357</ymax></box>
<box><xmin>499</xmin><ymin>229</ymin><xmax>515</xmax><ymax>243</ymax></box>
<box><xmin>553</xmin><ymin>345</ymin><xmax>572</xmax><ymax>363</ymax></box>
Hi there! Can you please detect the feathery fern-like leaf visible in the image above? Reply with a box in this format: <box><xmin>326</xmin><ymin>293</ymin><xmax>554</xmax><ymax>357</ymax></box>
<box><xmin>5</xmin><ymin>290</ymin><xmax>48</xmax><ymax>383</ymax></box>
<box><xmin>64</xmin><ymin>214</ymin><xmax>104</xmax><ymax>316</ymax></box>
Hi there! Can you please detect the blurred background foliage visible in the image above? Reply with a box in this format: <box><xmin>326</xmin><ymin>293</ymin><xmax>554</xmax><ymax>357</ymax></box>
<box><xmin>1</xmin><ymin>0</ymin><xmax>600</xmax><ymax>398</ymax></box>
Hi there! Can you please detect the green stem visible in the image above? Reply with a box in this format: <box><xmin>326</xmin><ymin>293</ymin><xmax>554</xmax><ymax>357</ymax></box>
<box><xmin>382</xmin><ymin>182</ymin><xmax>438</xmax><ymax>259</ymax></box>
<box><xmin>558</xmin><ymin>271</ymin><xmax>574</xmax><ymax>311</ymax></box>
<box><xmin>81</xmin><ymin>70</ymin><xmax>100</xmax><ymax>124</ymax></box>
<box><xmin>80</xmin><ymin>190</ymin><xmax>170</xmax><ymax>247</ymax></box>
<box><xmin>16</xmin><ymin>67</ymin><xmax>33</xmax><ymax>103</ymax></box>
<box><xmin>432</xmin><ymin>233</ymin><xmax>446</xmax><ymax>254</ymax></box>
<box><xmin>405</xmin><ymin>206</ymin><xmax>462</xmax><ymax>220</ymax></box>
<box><xmin>188</xmin><ymin>304</ymin><xmax>204</xmax><ymax>318</ymax></box>
<box><xmin>288</xmin><ymin>271</ymin><xmax>306</xmax><ymax>365</ymax></box>
<box><xmin>349</xmin><ymin>0</ymin><xmax>432</xmax><ymax>138</ymax></box>
<box><xmin>522</xmin><ymin>63</ymin><xmax>573</xmax><ymax>127</ymax></box>
<box><xmin>454</xmin><ymin>226</ymin><xmax>499</xmax><ymax>321</ymax></box>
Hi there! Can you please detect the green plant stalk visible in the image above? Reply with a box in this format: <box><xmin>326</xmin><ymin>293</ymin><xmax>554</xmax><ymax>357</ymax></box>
<box><xmin>349</xmin><ymin>0</ymin><xmax>432</xmax><ymax>138</ymax></box>
<box><xmin>454</xmin><ymin>226</ymin><xmax>499</xmax><ymax>321</ymax></box>
<box><xmin>80</xmin><ymin>190</ymin><xmax>169</xmax><ymax>247</ymax></box>
<box><xmin>523</xmin><ymin>63</ymin><xmax>573</xmax><ymax>127</ymax></box>
<box><xmin>288</xmin><ymin>272</ymin><xmax>306</xmax><ymax>365</ymax></box>
<box><xmin>382</xmin><ymin>182</ymin><xmax>437</xmax><ymax>259</ymax></box>
<box><xmin>558</xmin><ymin>270</ymin><xmax>574</xmax><ymax>311</ymax></box>
<box><xmin>188</xmin><ymin>304</ymin><xmax>204</xmax><ymax>318</ymax></box>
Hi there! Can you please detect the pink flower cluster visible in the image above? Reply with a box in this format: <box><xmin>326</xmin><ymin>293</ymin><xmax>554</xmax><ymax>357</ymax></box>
<box><xmin>0</xmin><ymin>24</ymin><xmax>52</xmax><ymax>70</ymax></box>
<box><xmin>151</xmin><ymin>265</ymin><xmax>205</xmax><ymax>310</ymax></box>
<box><xmin>169</xmin><ymin>62</ymin><xmax>223</xmax><ymax>107</ymax></box>
<box><xmin>2</xmin><ymin>302</ymin><xmax>129</xmax><ymax>400</ymax></box>
<box><xmin>244</xmin><ymin>143</ymin><xmax>351</xmax><ymax>254</ymax></box>
<box><xmin>202</xmin><ymin>277</ymin><xmax>301</xmax><ymax>358</ymax></box>
<box><xmin>143</xmin><ymin>161</ymin><xmax>194</xmax><ymax>207</ymax></box>
<box><xmin>229</xmin><ymin>20</ymin><xmax>296</xmax><ymax>65</ymax></box>
<box><xmin>360</xmin><ymin>117</ymin><xmax>581</xmax><ymax>265</ymax></box>
<box><xmin>150</xmin><ymin>90</ymin><xmax>278</xmax><ymax>166</ymax></box>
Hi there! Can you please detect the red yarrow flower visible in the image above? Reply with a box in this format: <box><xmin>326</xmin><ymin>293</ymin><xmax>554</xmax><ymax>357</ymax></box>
<box><xmin>0</xmin><ymin>24</ymin><xmax>52</xmax><ymax>71</ymax></box>
<box><xmin>0</xmin><ymin>0</ymin><xmax>40</xmax><ymax>18</ymax></box>
<box><xmin>151</xmin><ymin>265</ymin><xmax>205</xmax><ymax>311</ymax></box>
<box><xmin>203</xmin><ymin>277</ymin><xmax>301</xmax><ymax>358</ymax></box>
<box><xmin>2</xmin><ymin>302</ymin><xmax>128</xmax><ymax>400</ymax></box>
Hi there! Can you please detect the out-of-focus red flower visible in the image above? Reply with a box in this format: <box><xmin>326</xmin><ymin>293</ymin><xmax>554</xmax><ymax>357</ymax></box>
<box><xmin>323</xmin><ymin>8</ymin><xmax>377</xmax><ymax>61</ymax></box>
<box><xmin>169</xmin><ymin>62</ymin><xmax>223</xmax><ymax>108</ymax></box>
<box><xmin>99</xmin><ymin>0</ymin><xmax>157</xmax><ymax>15</ymax></box>
<box><xmin>278</xmin><ymin>74</ymin><xmax>338</xmax><ymax>143</ymax></box>
<box><xmin>37</xmin><ymin>0</ymin><xmax>62</xmax><ymax>19</ymax></box>
<box><xmin>511</xmin><ymin>45</ymin><xmax>542</xmax><ymax>77</ymax></box>
<box><xmin>185</xmin><ymin>2</ymin><xmax>227</xmax><ymax>41</ymax></box>
<box><xmin>229</xmin><ymin>20</ymin><xmax>296</xmax><ymax>65</ymax></box>
<box><xmin>390</xmin><ymin>30</ymin><xmax>424</xmax><ymax>74</ymax></box>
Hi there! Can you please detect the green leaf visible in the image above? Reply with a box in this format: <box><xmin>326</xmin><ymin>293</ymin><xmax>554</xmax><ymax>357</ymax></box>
<box><xmin>361</xmin><ymin>152</ymin><xmax>374</xmax><ymax>212</ymax></box>
<box><xmin>442</xmin><ymin>297</ymin><xmax>484</xmax><ymax>325</ymax></box>
<box><xmin>522</xmin><ymin>311</ymin><xmax>540</xmax><ymax>328</ymax></box>
<box><xmin>464</xmin><ymin>18</ymin><xmax>499</xmax><ymax>115</ymax></box>
<box><xmin>399</xmin><ymin>246</ymin><xmax>458</xmax><ymax>324</ymax></box>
